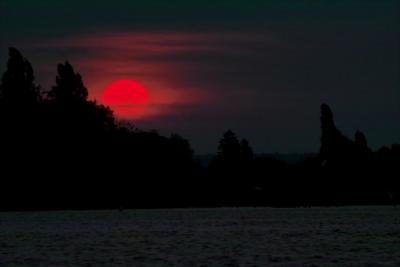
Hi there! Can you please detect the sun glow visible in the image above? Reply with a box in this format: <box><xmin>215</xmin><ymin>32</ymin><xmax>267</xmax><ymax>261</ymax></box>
<box><xmin>102</xmin><ymin>79</ymin><xmax>150</xmax><ymax>119</ymax></box>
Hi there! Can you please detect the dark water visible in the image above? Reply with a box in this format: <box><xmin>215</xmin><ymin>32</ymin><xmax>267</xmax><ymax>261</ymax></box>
<box><xmin>1</xmin><ymin>207</ymin><xmax>399</xmax><ymax>267</ymax></box>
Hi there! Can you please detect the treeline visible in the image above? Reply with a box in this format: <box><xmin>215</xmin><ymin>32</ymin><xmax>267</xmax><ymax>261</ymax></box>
<box><xmin>0</xmin><ymin>48</ymin><xmax>398</xmax><ymax>211</ymax></box>
<box><xmin>0</xmin><ymin>48</ymin><xmax>196</xmax><ymax>210</ymax></box>
<box><xmin>205</xmin><ymin>106</ymin><xmax>400</xmax><ymax>207</ymax></box>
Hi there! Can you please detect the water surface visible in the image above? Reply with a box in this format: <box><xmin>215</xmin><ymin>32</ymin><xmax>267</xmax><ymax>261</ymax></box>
<box><xmin>1</xmin><ymin>207</ymin><xmax>399</xmax><ymax>266</ymax></box>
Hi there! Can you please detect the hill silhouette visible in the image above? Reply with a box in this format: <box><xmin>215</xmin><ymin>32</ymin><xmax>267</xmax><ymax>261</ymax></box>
<box><xmin>0</xmin><ymin>48</ymin><xmax>399</xmax><ymax>211</ymax></box>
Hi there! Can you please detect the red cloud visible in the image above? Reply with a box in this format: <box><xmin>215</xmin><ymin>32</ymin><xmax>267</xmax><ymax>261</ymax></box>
<box><xmin>26</xmin><ymin>31</ymin><xmax>278</xmax><ymax>120</ymax></box>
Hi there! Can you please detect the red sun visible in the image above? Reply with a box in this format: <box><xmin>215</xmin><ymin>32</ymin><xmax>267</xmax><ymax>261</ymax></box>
<box><xmin>102</xmin><ymin>80</ymin><xmax>150</xmax><ymax>119</ymax></box>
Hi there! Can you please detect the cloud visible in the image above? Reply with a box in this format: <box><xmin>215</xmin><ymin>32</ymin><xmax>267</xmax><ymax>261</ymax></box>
<box><xmin>25</xmin><ymin>30</ymin><xmax>281</xmax><ymax>117</ymax></box>
<box><xmin>3</xmin><ymin>21</ymin><xmax>398</xmax><ymax>153</ymax></box>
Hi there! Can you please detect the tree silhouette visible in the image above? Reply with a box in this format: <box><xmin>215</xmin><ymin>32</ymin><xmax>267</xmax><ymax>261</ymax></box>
<box><xmin>319</xmin><ymin>103</ymin><xmax>354</xmax><ymax>165</ymax></box>
<box><xmin>207</xmin><ymin>130</ymin><xmax>256</xmax><ymax>205</ymax></box>
<box><xmin>354</xmin><ymin>130</ymin><xmax>369</xmax><ymax>154</ymax></box>
<box><xmin>320</xmin><ymin>103</ymin><xmax>337</xmax><ymax>161</ymax></box>
<box><xmin>45</xmin><ymin>61</ymin><xmax>115</xmax><ymax>135</ymax></box>
<box><xmin>0</xmin><ymin>48</ymin><xmax>43</xmax><ymax>138</ymax></box>
<box><xmin>215</xmin><ymin>130</ymin><xmax>255</xmax><ymax>169</ymax></box>
<box><xmin>217</xmin><ymin>130</ymin><xmax>242</xmax><ymax>162</ymax></box>
<box><xmin>48</xmin><ymin>61</ymin><xmax>88</xmax><ymax>103</ymax></box>
<box><xmin>170</xmin><ymin>133</ymin><xmax>194</xmax><ymax>161</ymax></box>
<box><xmin>240</xmin><ymin>138</ymin><xmax>253</xmax><ymax>162</ymax></box>
<box><xmin>0</xmin><ymin>48</ymin><xmax>42</xmax><ymax>114</ymax></box>
<box><xmin>1</xmin><ymin>47</ymin><xmax>399</xmax><ymax>210</ymax></box>
<box><xmin>0</xmin><ymin>48</ymin><xmax>45</xmax><ymax>209</ymax></box>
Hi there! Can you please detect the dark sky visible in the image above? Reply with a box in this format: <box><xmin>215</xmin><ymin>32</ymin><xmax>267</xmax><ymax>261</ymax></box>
<box><xmin>1</xmin><ymin>0</ymin><xmax>399</xmax><ymax>154</ymax></box>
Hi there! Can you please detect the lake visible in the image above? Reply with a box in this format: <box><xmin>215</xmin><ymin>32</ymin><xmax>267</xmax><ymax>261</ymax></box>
<box><xmin>1</xmin><ymin>207</ymin><xmax>399</xmax><ymax>266</ymax></box>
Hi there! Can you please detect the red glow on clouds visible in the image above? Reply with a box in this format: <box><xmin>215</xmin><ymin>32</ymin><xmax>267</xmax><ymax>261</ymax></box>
<box><xmin>30</xmin><ymin>31</ymin><xmax>242</xmax><ymax>120</ymax></box>
<box><xmin>102</xmin><ymin>80</ymin><xmax>150</xmax><ymax>118</ymax></box>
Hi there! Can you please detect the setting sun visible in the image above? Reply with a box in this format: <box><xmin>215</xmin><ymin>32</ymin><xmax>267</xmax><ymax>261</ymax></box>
<box><xmin>102</xmin><ymin>79</ymin><xmax>150</xmax><ymax>119</ymax></box>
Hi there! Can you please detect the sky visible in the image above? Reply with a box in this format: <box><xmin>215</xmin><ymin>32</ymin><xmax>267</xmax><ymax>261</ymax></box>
<box><xmin>0</xmin><ymin>0</ymin><xmax>399</xmax><ymax>154</ymax></box>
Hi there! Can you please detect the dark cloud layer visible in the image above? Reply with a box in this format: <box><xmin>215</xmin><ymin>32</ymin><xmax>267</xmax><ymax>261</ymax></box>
<box><xmin>0</xmin><ymin>0</ymin><xmax>399</xmax><ymax>153</ymax></box>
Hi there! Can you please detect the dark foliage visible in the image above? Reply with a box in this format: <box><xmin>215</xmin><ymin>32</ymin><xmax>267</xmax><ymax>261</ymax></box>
<box><xmin>0</xmin><ymin>48</ymin><xmax>196</xmax><ymax>211</ymax></box>
<box><xmin>0</xmin><ymin>48</ymin><xmax>398</xmax><ymax>211</ymax></box>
